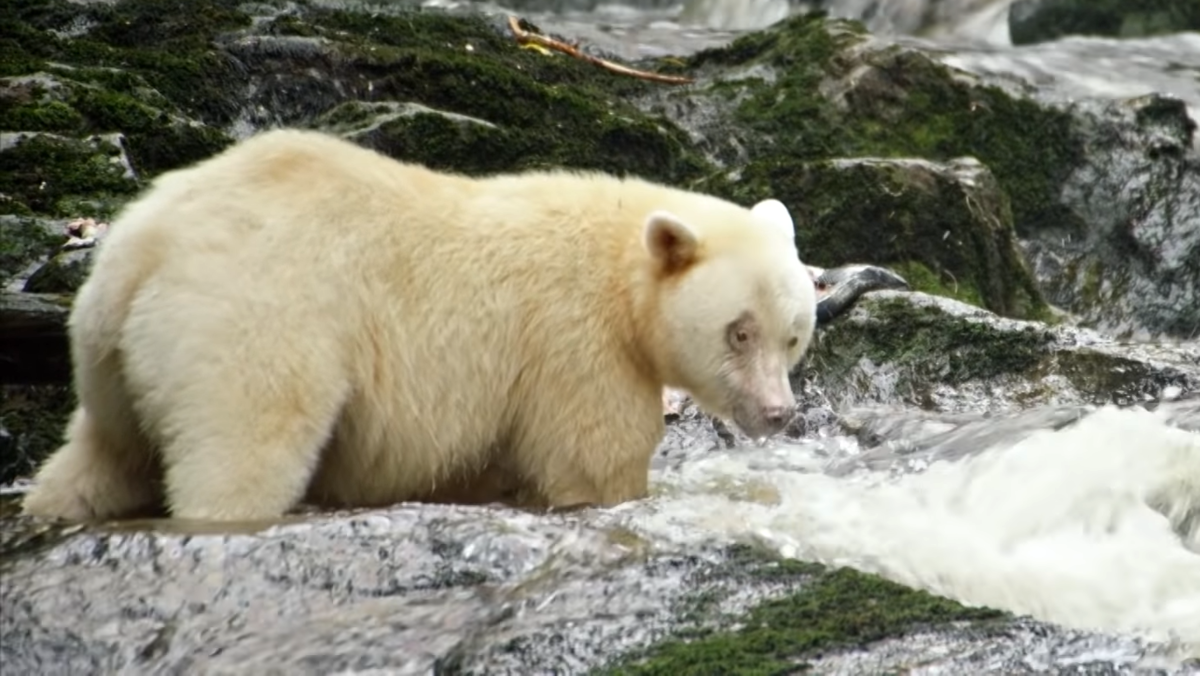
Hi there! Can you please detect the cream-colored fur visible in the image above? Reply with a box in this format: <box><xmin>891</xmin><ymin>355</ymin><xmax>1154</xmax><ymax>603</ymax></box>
<box><xmin>20</xmin><ymin>128</ymin><xmax>817</xmax><ymax>523</ymax></box>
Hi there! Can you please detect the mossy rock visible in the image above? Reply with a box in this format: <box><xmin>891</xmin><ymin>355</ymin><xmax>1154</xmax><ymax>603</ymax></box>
<box><xmin>21</xmin><ymin>248</ymin><xmax>94</xmax><ymax>294</ymax></box>
<box><xmin>3</xmin><ymin>0</ymin><xmax>711</xmax><ymax>197</ymax></box>
<box><xmin>239</xmin><ymin>8</ymin><xmax>711</xmax><ymax>181</ymax></box>
<box><xmin>708</xmin><ymin>156</ymin><xmax>1048</xmax><ymax>319</ymax></box>
<box><xmin>648</xmin><ymin>13</ymin><xmax>1086</xmax><ymax>245</ymax></box>
<box><xmin>596</xmin><ymin>543</ymin><xmax>1007</xmax><ymax>675</ymax></box>
<box><xmin>0</xmin><ymin>215</ymin><xmax>63</xmax><ymax>287</ymax></box>
<box><xmin>0</xmin><ymin>132</ymin><xmax>139</xmax><ymax>218</ymax></box>
<box><xmin>1008</xmin><ymin>0</ymin><xmax>1200</xmax><ymax>45</ymax></box>
<box><xmin>806</xmin><ymin>291</ymin><xmax>1196</xmax><ymax>409</ymax></box>
<box><xmin>811</xmin><ymin>294</ymin><xmax>1056</xmax><ymax>392</ymax></box>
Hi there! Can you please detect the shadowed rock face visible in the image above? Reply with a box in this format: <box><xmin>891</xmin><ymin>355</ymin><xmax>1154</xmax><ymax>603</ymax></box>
<box><xmin>1021</xmin><ymin>95</ymin><xmax>1200</xmax><ymax>340</ymax></box>
<box><xmin>3</xmin><ymin>0</ymin><xmax>1200</xmax><ymax>672</ymax></box>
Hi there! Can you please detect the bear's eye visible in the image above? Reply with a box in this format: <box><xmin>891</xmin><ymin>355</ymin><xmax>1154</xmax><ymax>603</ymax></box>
<box><xmin>727</xmin><ymin>313</ymin><xmax>758</xmax><ymax>351</ymax></box>
<box><xmin>727</xmin><ymin>323</ymin><xmax>750</xmax><ymax>350</ymax></box>
<box><xmin>787</xmin><ymin>336</ymin><xmax>799</xmax><ymax>349</ymax></box>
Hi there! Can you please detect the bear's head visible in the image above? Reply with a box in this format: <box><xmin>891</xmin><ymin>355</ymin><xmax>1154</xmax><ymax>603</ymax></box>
<box><xmin>643</xmin><ymin>197</ymin><xmax>817</xmax><ymax>440</ymax></box>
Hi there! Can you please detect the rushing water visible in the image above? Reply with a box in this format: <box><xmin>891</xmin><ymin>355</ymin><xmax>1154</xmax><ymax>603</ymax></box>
<box><xmin>629</xmin><ymin>402</ymin><xmax>1200</xmax><ymax>658</ymax></box>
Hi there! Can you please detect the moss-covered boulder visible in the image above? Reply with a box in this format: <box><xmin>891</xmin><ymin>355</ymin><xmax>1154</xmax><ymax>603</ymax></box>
<box><xmin>635</xmin><ymin>16</ymin><xmax>1084</xmax><ymax>239</ymax></box>
<box><xmin>0</xmin><ymin>215</ymin><xmax>62</xmax><ymax>288</ymax></box>
<box><xmin>805</xmin><ymin>290</ymin><xmax>1200</xmax><ymax>412</ymax></box>
<box><xmin>20</xmin><ymin>248</ymin><xmax>94</xmax><ymax>294</ymax></box>
<box><xmin>1008</xmin><ymin>0</ymin><xmax>1200</xmax><ymax>45</ymax></box>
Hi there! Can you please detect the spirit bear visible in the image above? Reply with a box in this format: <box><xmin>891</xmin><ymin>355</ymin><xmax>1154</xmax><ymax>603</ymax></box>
<box><xmin>21</xmin><ymin>128</ymin><xmax>818</xmax><ymax>523</ymax></box>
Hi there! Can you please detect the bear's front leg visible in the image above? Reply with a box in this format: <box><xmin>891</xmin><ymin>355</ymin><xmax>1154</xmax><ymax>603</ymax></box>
<box><xmin>514</xmin><ymin>382</ymin><xmax>665</xmax><ymax>510</ymax></box>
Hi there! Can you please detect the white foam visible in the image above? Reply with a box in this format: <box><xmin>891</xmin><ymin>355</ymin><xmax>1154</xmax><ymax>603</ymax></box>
<box><xmin>636</xmin><ymin>405</ymin><xmax>1200</xmax><ymax>658</ymax></box>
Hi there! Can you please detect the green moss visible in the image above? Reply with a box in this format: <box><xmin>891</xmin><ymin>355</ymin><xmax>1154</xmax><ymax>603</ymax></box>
<box><xmin>4</xmin><ymin>0</ymin><xmax>708</xmax><ymax>204</ymax></box>
<box><xmin>7</xmin><ymin>0</ymin><xmax>250</xmax><ymax>126</ymax></box>
<box><xmin>688</xmin><ymin>13</ymin><xmax>1085</xmax><ymax>238</ymax></box>
<box><xmin>0</xmin><ymin>133</ymin><xmax>138</xmax><ymax>217</ymax></box>
<box><xmin>811</xmin><ymin>297</ymin><xmax>1055</xmax><ymax>390</ymax></box>
<box><xmin>0</xmin><ymin>100</ymin><xmax>84</xmax><ymax>133</ymax></box>
<box><xmin>282</xmin><ymin>9</ymin><xmax>709</xmax><ymax>182</ymax></box>
<box><xmin>598</xmin><ymin>544</ymin><xmax>1006</xmax><ymax>675</ymax></box>
<box><xmin>0</xmin><ymin>217</ymin><xmax>62</xmax><ymax>285</ymax></box>
<box><xmin>22</xmin><ymin>249</ymin><xmax>94</xmax><ymax>294</ymax></box>
<box><xmin>1080</xmin><ymin>260</ymin><xmax>1104</xmax><ymax>308</ymax></box>
<box><xmin>891</xmin><ymin>260</ymin><xmax>986</xmax><ymax>307</ymax></box>
<box><xmin>709</xmin><ymin>157</ymin><xmax>1046</xmax><ymax>318</ymax></box>
<box><xmin>1054</xmin><ymin>350</ymin><xmax>1188</xmax><ymax>403</ymax></box>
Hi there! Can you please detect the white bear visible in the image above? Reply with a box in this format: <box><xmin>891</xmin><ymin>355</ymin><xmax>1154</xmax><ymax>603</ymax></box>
<box><xmin>20</xmin><ymin>128</ymin><xmax>817</xmax><ymax>523</ymax></box>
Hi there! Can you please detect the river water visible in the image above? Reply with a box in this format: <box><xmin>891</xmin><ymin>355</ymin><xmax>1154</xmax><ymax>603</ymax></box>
<box><xmin>634</xmin><ymin>402</ymin><xmax>1200</xmax><ymax>658</ymax></box>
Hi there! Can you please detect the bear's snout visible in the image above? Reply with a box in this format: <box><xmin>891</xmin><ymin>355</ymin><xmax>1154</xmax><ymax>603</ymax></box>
<box><xmin>731</xmin><ymin>390</ymin><xmax>796</xmax><ymax>440</ymax></box>
<box><xmin>761</xmin><ymin>404</ymin><xmax>794</xmax><ymax>431</ymax></box>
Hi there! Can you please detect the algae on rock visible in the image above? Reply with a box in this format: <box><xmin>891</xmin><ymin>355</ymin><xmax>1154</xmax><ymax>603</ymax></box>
<box><xmin>805</xmin><ymin>291</ymin><xmax>1199</xmax><ymax>413</ymax></box>
<box><xmin>594</xmin><ymin>544</ymin><xmax>1006</xmax><ymax>675</ymax></box>
<box><xmin>640</xmin><ymin>13</ymin><xmax>1086</xmax><ymax>238</ymax></box>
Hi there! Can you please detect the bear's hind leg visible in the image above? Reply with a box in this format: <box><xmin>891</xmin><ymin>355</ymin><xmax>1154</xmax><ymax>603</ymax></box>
<box><xmin>21</xmin><ymin>407</ymin><xmax>161</xmax><ymax>521</ymax></box>
<box><xmin>150</xmin><ymin>354</ymin><xmax>350</xmax><ymax>523</ymax></box>
<box><xmin>22</xmin><ymin>343</ymin><xmax>161</xmax><ymax>522</ymax></box>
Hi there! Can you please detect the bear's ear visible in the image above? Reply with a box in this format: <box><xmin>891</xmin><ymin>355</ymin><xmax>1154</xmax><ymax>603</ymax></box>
<box><xmin>750</xmin><ymin>198</ymin><xmax>796</xmax><ymax>242</ymax></box>
<box><xmin>644</xmin><ymin>210</ymin><xmax>700</xmax><ymax>275</ymax></box>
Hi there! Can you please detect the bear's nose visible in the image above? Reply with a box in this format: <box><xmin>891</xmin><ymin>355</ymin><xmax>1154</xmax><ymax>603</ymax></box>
<box><xmin>763</xmin><ymin>405</ymin><xmax>794</xmax><ymax>429</ymax></box>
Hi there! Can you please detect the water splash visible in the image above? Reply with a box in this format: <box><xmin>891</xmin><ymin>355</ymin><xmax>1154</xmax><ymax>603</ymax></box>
<box><xmin>629</xmin><ymin>404</ymin><xmax>1200</xmax><ymax>657</ymax></box>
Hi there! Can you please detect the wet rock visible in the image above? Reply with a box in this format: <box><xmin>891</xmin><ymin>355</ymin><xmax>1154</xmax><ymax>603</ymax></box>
<box><xmin>1008</xmin><ymin>0</ymin><xmax>1200</xmax><ymax>46</ymax></box>
<box><xmin>1021</xmin><ymin>94</ymin><xmax>1200</xmax><ymax>340</ymax></box>
<box><xmin>3</xmin><ymin>499</ymin><xmax>1189</xmax><ymax>674</ymax></box>
<box><xmin>21</xmin><ymin>247</ymin><xmax>95</xmax><ymax>294</ymax></box>
<box><xmin>0</xmin><ymin>215</ymin><xmax>62</xmax><ymax>290</ymax></box>
<box><xmin>805</xmin><ymin>289</ymin><xmax>1200</xmax><ymax>414</ymax></box>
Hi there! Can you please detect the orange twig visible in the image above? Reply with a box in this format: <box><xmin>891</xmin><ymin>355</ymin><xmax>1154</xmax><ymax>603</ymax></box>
<box><xmin>507</xmin><ymin>15</ymin><xmax>694</xmax><ymax>86</ymax></box>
